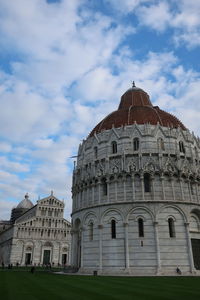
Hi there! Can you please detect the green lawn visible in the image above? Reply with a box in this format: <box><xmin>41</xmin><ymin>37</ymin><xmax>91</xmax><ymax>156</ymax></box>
<box><xmin>1</xmin><ymin>271</ymin><xmax>200</xmax><ymax>300</ymax></box>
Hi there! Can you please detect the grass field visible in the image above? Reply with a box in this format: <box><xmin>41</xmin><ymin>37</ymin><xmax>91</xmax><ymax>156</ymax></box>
<box><xmin>1</xmin><ymin>270</ymin><xmax>200</xmax><ymax>300</ymax></box>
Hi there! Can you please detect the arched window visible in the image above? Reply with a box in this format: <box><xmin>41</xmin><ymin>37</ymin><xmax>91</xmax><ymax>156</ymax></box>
<box><xmin>94</xmin><ymin>147</ymin><xmax>98</xmax><ymax>159</ymax></box>
<box><xmin>111</xmin><ymin>219</ymin><xmax>116</xmax><ymax>239</ymax></box>
<box><xmin>89</xmin><ymin>222</ymin><xmax>93</xmax><ymax>241</ymax></box>
<box><xmin>179</xmin><ymin>141</ymin><xmax>185</xmax><ymax>153</ymax></box>
<box><xmin>144</xmin><ymin>173</ymin><xmax>151</xmax><ymax>192</ymax></box>
<box><xmin>157</xmin><ymin>138</ymin><xmax>165</xmax><ymax>150</ymax></box>
<box><xmin>138</xmin><ymin>218</ymin><xmax>144</xmax><ymax>237</ymax></box>
<box><xmin>111</xmin><ymin>141</ymin><xmax>117</xmax><ymax>154</ymax></box>
<box><xmin>102</xmin><ymin>178</ymin><xmax>107</xmax><ymax>196</ymax></box>
<box><xmin>168</xmin><ymin>218</ymin><xmax>175</xmax><ymax>237</ymax></box>
<box><xmin>133</xmin><ymin>138</ymin><xmax>139</xmax><ymax>151</ymax></box>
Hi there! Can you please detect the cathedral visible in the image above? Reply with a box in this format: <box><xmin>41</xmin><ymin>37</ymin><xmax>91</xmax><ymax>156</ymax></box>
<box><xmin>0</xmin><ymin>192</ymin><xmax>71</xmax><ymax>266</ymax></box>
<box><xmin>71</xmin><ymin>84</ymin><xmax>200</xmax><ymax>275</ymax></box>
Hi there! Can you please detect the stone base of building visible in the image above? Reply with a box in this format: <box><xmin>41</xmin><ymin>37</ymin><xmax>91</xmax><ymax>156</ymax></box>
<box><xmin>77</xmin><ymin>266</ymin><xmax>197</xmax><ymax>276</ymax></box>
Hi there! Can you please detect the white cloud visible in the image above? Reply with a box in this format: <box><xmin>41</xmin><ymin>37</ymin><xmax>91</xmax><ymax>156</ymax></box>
<box><xmin>0</xmin><ymin>200</ymin><xmax>17</xmax><ymax>220</ymax></box>
<box><xmin>134</xmin><ymin>0</ymin><xmax>200</xmax><ymax>47</ymax></box>
<box><xmin>0</xmin><ymin>0</ymin><xmax>133</xmax><ymax>94</ymax></box>
<box><xmin>106</xmin><ymin>0</ymin><xmax>148</xmax><ymax>13</ymax></box>
<box><xmin>0</xmin><ymin>141</ymin><xmax>12</xmax><ymax>153</ymax></box>
<box><xmin>0</xmin><ymin>156</ymin><xmax>29</xmax><ymax>173</ymax></box>
<box><xmin>137</xmin><ymin>1</ymin><xmax>172</xmax><ymax>32</ymax></box>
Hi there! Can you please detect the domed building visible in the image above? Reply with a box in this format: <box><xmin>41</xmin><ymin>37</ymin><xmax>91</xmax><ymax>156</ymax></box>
<box><xmin>0</xmin><ymin>192</ymin><xmax>71</xmax><ymax>266</ymax></box>
<box><xmin>71</xmin><ymin>83</ymin><xmax>200</xmax><ymax>275</ymax></box>
<box><xmin>10</xmin><ymin>193</ymin><xmax>34</xmax><ymax>223</ymax></box>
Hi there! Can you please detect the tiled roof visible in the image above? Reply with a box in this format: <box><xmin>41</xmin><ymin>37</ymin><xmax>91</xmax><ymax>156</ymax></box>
<box><xmin>89</xmin><ymin>87</ymin><xmax>186</xmax><ymax>136</ymax></box>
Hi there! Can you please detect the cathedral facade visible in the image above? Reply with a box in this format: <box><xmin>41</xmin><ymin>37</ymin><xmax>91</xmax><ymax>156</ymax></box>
<box><xmin>71</xmin><ymin>84</ymin><xmax>200</xmax><ymax>275</ymax></box>
<box><xmin>0</xmin><ymin>193</ymin><xmax>71</xmax><ymax>266</ymax></box>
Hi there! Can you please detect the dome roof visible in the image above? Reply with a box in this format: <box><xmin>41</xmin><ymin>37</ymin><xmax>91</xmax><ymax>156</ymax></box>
<box><xmin>16</xmin><ymin>193</ymin><xmax>34</xmax><ymax>209</ymax></box>
<box><xmin>89</xmin><ymin>85</ymin><xmax>186</xmax><ymax>136</ymax></box>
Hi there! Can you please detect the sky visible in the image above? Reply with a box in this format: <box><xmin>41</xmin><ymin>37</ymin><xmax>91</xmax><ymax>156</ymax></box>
<box><xmin>0</xmin><ymin>0</ymin><xmax>200</xmax><ymax>221</ymax></box>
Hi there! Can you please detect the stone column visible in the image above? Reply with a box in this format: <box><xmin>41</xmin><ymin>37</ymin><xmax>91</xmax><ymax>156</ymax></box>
<box><xmin>21</xmin><ymin>242</ymin><xmax>25</xmax><ymax>265</ymax></box>
<box><xmin>58</xmin><ymin>242</ymin><xmax>61</xmax><ymax>265</ymax></box>
<box><xmin>131</xmin><ymin>174</ymin><xmax>135</xmax><ymax>201</ymax></box>
<box><xmin>107</xmin><ymin>178</ymin><xmax>110</xmax><ymax>203</ymax></box>
<box><xmin>80</xmin><ymin>227</ymin><xmax>84</xmax><ymax>268</ymax></box>
<box><xmin>161</xmin><ymin>176</ymin><xmax>165</xmax><ymax>201</ymax></box>
<box><xmin>83</xmin><ymin>188</ymin><xmax>85</xmax><ymax>208</ymax></box>
<box><xmin>78</xmin><ymin>190</ymin><xmax>81</xmax><ymax>209</ymax></box>
<box><xmin>123</xmin><ymin>177</ymin><xmax>126</xmax><ymax>202</ymax></box>
<box><xmin>140</xmin><ymin>174</ymin><xmax>145</xmax><ymax>201</ymax></box>
<box><xmin>187</xmin><ymin>179</ymin><xmax>192</xmax><ymax>202</ymax></box>
<box><xmin>114</xmin><ymin>176</ymin><xmax>118</xmax><ymax>202</ymax></box>
<box><xmin>98</xmin><ymin>180</ymin><xmax>101</xmax><ymax>205</ymax></box>
<box><xmin>51</xmin><ymin>244</ymin><xmax>54</xmax><ymax>264</ymax></box>
<box><xmin>154</xmin><ymin>221</ymin><xmax>161</xmax><ymax>274</ymax></box>
<box><xmin>195</xmin><ymin>180</ymin><xmax>199</xmax><ymax>202</ymax></box>
<box><xmin>71</xmin><ymin>229</ymin><xmax>77</xmax><ymax>266</ymax></box>
<box><xmin>124</xmin><ymin>222</ymin><xmax>130</xmax><ymax>270</ymax></box>
<box><xmin>98</xmin><ymin>224</ymin><xmax>103</xmax><ymax>271</ymax></box>
<box><xmin>92</xmin><ymin>183</ymin><xmax>95</xmax><ymax>205</ymax></box>
<box><xmin>170</xmin><ymin>175</ymin><xmax>175</xmax><ymax>200</ymax></box>
<box><xmin>179</xmin><ymin>177</ymin><xmax>184</xmax><ymax>201</ymax></box>
<box><xmin>151</xmin><ymin>175</ymin><xmax>155</xmax><ymax>200</ymax></box>
<box><xmin>40</xmin><ymin>243</ymin><xmax>43</xmax><ymax>265</ymax></box>
<box><xmin>184</xmin><ymin>222</ymin><xmax>195</xmax><ymax>273</ymax></box>
<box><xmin>32</xmin><ymin>242</ymin><xmax>35</xmax><ymax>265</ymax></box>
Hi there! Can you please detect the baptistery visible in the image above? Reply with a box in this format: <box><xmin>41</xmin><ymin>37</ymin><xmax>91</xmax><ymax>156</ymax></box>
<box><xmin>71</xmin><ymin>83</ymin><xmax>200</xmax><ymax>275</ymax></box>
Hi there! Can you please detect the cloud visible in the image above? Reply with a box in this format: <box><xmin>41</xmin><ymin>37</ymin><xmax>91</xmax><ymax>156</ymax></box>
<box><xmin>0</xmin><ymin>156</ymin><xmax>29</xmax><ymax>173</ymax></box>
<box><xmin>105</xmin><ymin>0</ymin><xmax>148</xmax><ymax>13</ymax></box>
<box><xmin>0</xmin><ymin>0</ymin><xmax>134</xmax><ymax>94</ymax></box>
<box><xmin>106</xmin><ymin>0</ymin><xmax>200</xmax><ymax>48</ymax></box>
<box><xmin>0</xmin><ymin>200</ymin><xmax>17</xmax><ymax>220</ymax></box>
<box><xmin>137</xmin><ymin>1</ymin><xmax>172</xmax><ymax>32</ymax></box>
<box><xmin>0</xmin><ymin>141</ymin><xmax>12</xmax><ymax>153</ymax></box>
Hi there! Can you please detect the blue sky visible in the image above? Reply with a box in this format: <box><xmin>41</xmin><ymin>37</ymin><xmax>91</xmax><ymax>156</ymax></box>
<box><xmin>0</xmin><ymin>0</ymin><xmax>200</xmax><ymax>220</ymax></box>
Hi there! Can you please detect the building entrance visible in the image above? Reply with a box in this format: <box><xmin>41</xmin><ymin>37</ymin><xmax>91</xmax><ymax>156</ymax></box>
<box><xmin>25</xmin><ymin>253</ymin><xmax>31</xmax><ymax>265</ymax></box>
<box><xmin>191</xmin><ymin>239</ymin><xmax>200</xmax><ymax>270</ymax></box>
<box><xmin>43</xmin><ymin>250</ymin><xmax>51</xmax><ymax>265</ymax></box>
<box><xmin>62</xmin><ymin>254</ymin><xmax>67</xmax><ymax>265</ymax></box>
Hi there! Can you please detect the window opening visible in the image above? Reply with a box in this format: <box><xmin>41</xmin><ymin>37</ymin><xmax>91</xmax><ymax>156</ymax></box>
<box><xmin>111</xmin><ymin>219</ymin><xmax>116</xmax><ymax>239</ymax></box>
<box><xmin>168</xmin><ymin>218</ymin><xmax>176</xmax><ymax>237</ymax></box>
<box><xmin>89</xmin><ymin>222</ymin><xmax>94</xmax><ymax>241</ymax></box>
<box><xmin>102</xmin><ymin>178</ymin><xmax>108</xmax><ymax>196</ymax></box>
<box><xmin>133</xmin><ymin>138</ymin><xmax>139</xmax><ymax>151</ymax></box>
<box><xmin>112</xmin><ymin>141</ymin><xmax>117</xmax><ymax>154</ymax></box>
<box><xmin>144</xmin><ymin>173</ymin><xmax>151</xmax><ymax>192</ymax></box>
<box><xmin>179</xmin><ymin>141</ymin><xmax>185</xmax><ymax>153</ymax></box>
<box><xmin>138</xmin><ymin>218</ymin><xmax>144</xmax><ymax>237</ymax></box>
<box><xmin>94</xmin><ymin>147</ymin><xmax>98</xmax><ymax>159</ymax></box>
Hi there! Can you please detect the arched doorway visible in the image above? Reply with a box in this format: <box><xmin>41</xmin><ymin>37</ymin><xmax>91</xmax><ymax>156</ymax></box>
<box><xmin>42</xmin><ymin>242</ymin><xmax>53</xmax><ymax>265</ymax></box>
<box><xmin>190</xmin><ymin>210</ymin><xmax>200</xmax><ymax>270</ymax></box>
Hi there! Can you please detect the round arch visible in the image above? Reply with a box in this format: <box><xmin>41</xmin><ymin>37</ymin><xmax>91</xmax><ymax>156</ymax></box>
<box><xmin>100</xmin><ymin>208</ymin><xmax>124</xmax><ymax>224</ymax></box>
<box><xmin>156</xmin><ymin>204</ymin><xmax>187</xmax><ymax>222</ymax></box>
<box><xmin>83</xmin><ymin>211</ymin><xmax>98</xmax><ymax>225</ymax></box>
<box><xmin>126</xmin><ymin>206</ymin><xmax>155</xmax><ymax>223</ymax></box>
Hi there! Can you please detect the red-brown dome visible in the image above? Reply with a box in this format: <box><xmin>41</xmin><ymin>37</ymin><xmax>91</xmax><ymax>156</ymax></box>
<box><xmin>89</xmin><ymin>86</ymin><xmax>186</xmax><ymax>136</ymax></box>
